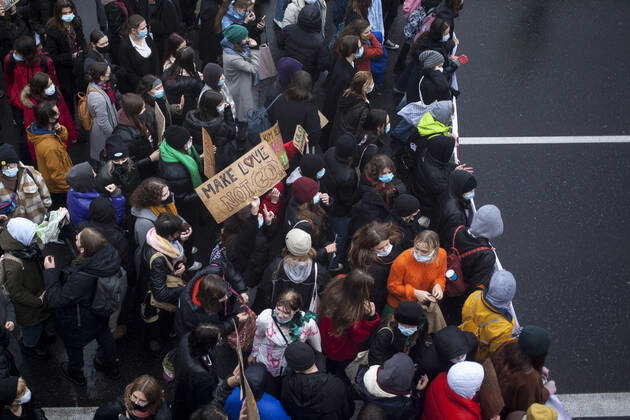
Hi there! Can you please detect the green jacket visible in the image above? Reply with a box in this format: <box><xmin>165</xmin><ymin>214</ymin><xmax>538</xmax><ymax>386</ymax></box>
<box><xmin>0</xmin><ymin>230</ymin><xmax>49</xmax><ymax>327</ymax></box>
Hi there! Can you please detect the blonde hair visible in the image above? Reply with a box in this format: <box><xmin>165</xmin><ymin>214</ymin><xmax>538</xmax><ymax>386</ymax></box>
<box><xmin>414</xmin><ymin>230</ymin><xmax>439</xmax><ymax>251</ymax></box>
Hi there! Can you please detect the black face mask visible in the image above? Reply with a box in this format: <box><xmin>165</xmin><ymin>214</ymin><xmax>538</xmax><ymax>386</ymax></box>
<box><xmin>131</xmin><ymin>402</ymin><xmax>149</xmax><ymax>412</ymax></box>
<box><xmin>162</xmin><ymin>195</ymin><xmax>173</xmax><ymax>205</ymax></box>
<box><xmin>96</xmin><ymin>46</ymin><xmax>109</xmax><ymax>55</ymax></box>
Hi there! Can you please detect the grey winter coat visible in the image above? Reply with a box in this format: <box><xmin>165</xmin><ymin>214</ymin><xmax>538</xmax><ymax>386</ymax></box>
<box><xmin>87</xmin><ymin>82</ymin><xmax>118</xmax><ymax>161</ymax></box>
<box><xmin>222</xmin><ymin>48</ymin><xmax>260</xmax><ymax>121</ymax></box>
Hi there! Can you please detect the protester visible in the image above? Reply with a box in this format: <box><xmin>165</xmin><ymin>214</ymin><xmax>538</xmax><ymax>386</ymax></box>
<box><xmin>87</xmin><ymin>62</ymin><xmax>118</xmax><ymax>164</ymax></box>
<box><xmin>421</xmin><ymin>325</ymin><xmax>478</xmax><ymax>380</ymax></box>
<box><xmin>330</xmin><ymin>71</ymin><xmax>373</xmax><ymax>144</ymax></box>
<box><xmin>0</xmin><ymin>143</ymin><xmax>51</xmax><ymax>223</ymax></box>
<box><xmin>339</xmin><ymin>19</ymin><xmax>383</xmax><ymax>72</ymax></box>
<box><xmin>422</xmin><ymin>361</ymin><xmax>484</xmax><ymax>419</ymax></box>
<box><xmin>117</xmin><ymin>15</ymin><xmax>159</xmax><ymax>93</ymax></box>
<box><xmin>0</xmin><ymin>377</ymin><xmax>40</xmax><ymax>420</ymax></box>
<box><xmin>387</xmin><ymin>194</ymin><xmax>427</xmax><ymax>250</ymax></box>
<box><xmin>162</xmin><ymin>47</ymin><xmax>204</xmax><ymax>124</ymax></box>
<box><xmin>94</xmin><ymin>375</ymin><xmax>171</xmax><ymax>420</ymax></box>
<box><xmin>162</xmin><ymin>32</ymin><xmax>187</xmax><ymax>71</ymax></box>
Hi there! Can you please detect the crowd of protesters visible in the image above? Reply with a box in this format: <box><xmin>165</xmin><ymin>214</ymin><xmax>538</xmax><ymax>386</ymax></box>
<box><xmin>0</xmin><ymin>0</ymin><xmax>563</xmax><ymax>419</ymax></box>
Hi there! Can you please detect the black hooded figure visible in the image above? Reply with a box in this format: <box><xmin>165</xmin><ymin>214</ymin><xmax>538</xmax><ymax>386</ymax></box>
<box><xmin>436</xmin><ymin>169</ymin><xmax>477</xmax><ymax>245</ymax></box>
<box><xmin>420</xmin><ymin>325</ymin><xmax>478</xmax><ymax>380</ymax></box>
<box><xmin>413</xmin><ymin>135</ymin><xmax>456</xmax><ymax>219</ymax></box>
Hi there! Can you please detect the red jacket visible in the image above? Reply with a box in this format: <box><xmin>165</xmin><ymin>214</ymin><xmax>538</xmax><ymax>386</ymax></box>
<box><xmin>3</xmin><ymin>53</ymin><xmax>60</xmax><ymax>109</ymax></box>
<box><xmin>319</xmin><ymin>313</ymin><xmax>381</xmax><ymax>362</ymax></box>
<box><xmin>356</xmin><ymin>33</ymin><xmax>384</xmax><ymax>72</ymax></box>
<box><xmin>422</xmin><ymin>373</ymin><xmax>482</xmax><ymax>420</ymax></box>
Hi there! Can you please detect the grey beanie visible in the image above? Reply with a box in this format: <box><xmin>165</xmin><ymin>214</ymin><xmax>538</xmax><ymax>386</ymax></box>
<box><xmin>485</xmin><ymin>270</ymin><xmax>516</xmax><ymax>313</ymax></box>
<box><xmin>419</xmin><ymin>50</ymin><xmax>444</xmax><ymax>69</ymax></box>
<box><xmin>285</xmin><ymin>228</ymin><xmax>312</xmax><ymax>257</ymax></box>
<box><xmin>469</xmin><ymin>205</ymin><xmax>503</xmax><ymax>239</ymax></box>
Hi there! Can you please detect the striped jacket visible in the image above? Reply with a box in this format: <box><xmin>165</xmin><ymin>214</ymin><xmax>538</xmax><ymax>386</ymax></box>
<box><xmin>0</xmin><ymin>164</ymin><xmax>51</xmax><ymax>224</ymax></box>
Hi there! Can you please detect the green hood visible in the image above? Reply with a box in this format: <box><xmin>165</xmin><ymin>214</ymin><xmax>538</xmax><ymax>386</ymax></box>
<box><xmin>0</xmin><ymin>229</ymin><xmax>24</xmax><ymax>251</ymax></box>
<box><xmin>417</xmin><ymin>111</ymin><xmax>451</xmax><ymax>139</ymax></box>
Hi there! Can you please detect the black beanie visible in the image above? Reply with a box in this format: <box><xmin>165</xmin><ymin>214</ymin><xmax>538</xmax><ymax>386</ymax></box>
<box><xmin>285</xmin><ymin>342</ymin><xmax>315</xmax><ymax>372</ymax></box>
<box><xmin>394</xmin><ymin>301</ymin><xmax>426</xmax><ymax>326</ymax></box>
<box><xmin>165</xmin><ymin>125</ymin><xmax>191</xmax><ymax>150</ymax></box>
<box><xmin>299</xmin><ymin>154</ymin><xmax>325</xmax><ymax>179</ymax></box>
<box><xmin>0</xmin><ymin>377</ymin><xmax>18</xmax><ymax>405</ymax></box>
<box><xmin>0</xmin><ymin>143</ymin><xmax>19</xmax><ymax>166</ymax></box>
<box><xmin>335</xmin><ymin>134</ymin><xmax>356</xmax><ymax>160</ymax></box>
<box><xmin>518</xmin><ymin>326</ymin><xmax>551</xmax><ymax>357</ymax></box>
<box><xmin>393</xmin><ymin>194</ymin><xmax>420</xmax><ymax>218</ymax></box>
<box><xmin>106</xmin><ymin>135</ymin><xmax>130</xmax><ymax>160</ymax></box>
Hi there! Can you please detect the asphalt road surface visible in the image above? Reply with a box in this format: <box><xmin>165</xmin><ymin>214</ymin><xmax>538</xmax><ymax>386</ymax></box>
<box><xmin>0</xmin><ymin>0</ymin><xmax>628</xmax><ymax>418</ymax></box>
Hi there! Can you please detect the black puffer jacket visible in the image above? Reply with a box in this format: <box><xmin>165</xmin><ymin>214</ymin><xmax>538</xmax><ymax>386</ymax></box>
<box><xmin>436</xmin><ymin>169</ymin><xmax>475</xmax><ymax>245</ymax></box>
<box><xmin>257</xmin><ymin>257</ymin><xmax>329</xmax><ymax>312</ymax></box>
<box><xmin>163</xmin><ymin>72</ymin><xmax>204</xmax><ymax>124</ymax></box>
<box><xmin>451</xmin><ymin>228</ymin><xmax>496</xmax><ymax>288</ymax></box>
<box><xmin>183</xmin><ymin>109</ymin><xmax>239</xmax><ymax>172</ymax></box>
<box><xmin>321</xmin><ymin>145</ymin><xmax>359</xmax><ymax>217</ymax></box>
<box><xmin>174</xmin><ymin>270</ymin><xmax>240</xmax><ymax>339</ymax></box>
<box><xmin>356</xmin><ymin>132</ymin><xmax>393</xmax><ymax>172</ymax></box>
<box><xmin>413</xmin><ymin>135</ymin><xmax>456</xmax><ymax>217</ymax></box>
<box><xmin>278</xmin><ymin>5</ymin><xmax>329</xmax><ymax>82</ymax></box>
<box><xmin>269</xmin><ymin>93</ymin><xmax>322</xmax><ymax>148</ymax></box>
<box><xmin>44</xmin><ymin>244</ymin><xmax>122</xmax><ymax>347</ymax></box>
<box><xmin>173</xmin><ymin>333</ymin><xmax>219</xmax><ymax>420</ymax></box>
<box><xmin>349</xmin><ymin>177</ymin><xmax>407</xmax><ymax>236</ymax></box>
<box><xmin>365</xmin><ymin>244</ymin><xmax>404</xmax><ymax>313</ymax></box>
<box><xmin>108</xmin><ymin>123</ymin><xmax>156</xmax><ymax>177</ymax></box>
<box><xmin>421</xmin><ymin>325</ymin><xmax>478</xmax><ymax>380</ymax></box>
<box><xmin>157</xmin><ymin>160</ymin><xmax>200</xmax><ymax>211</ymax></box>
<box><xmin>281</xmin><ymin>371</ymin><xmax>354</xmax><ymax>420</ymax></box>
<box><xmin>322</xmin><ymin>58</ymin><xmax>356</xmax><ymax>135</ymax></box>
<box><xmin>141</xmin><ymin>243</ymin><xmax>184</xmax><ymax>305</ymax></box>
<box><xmin>419</xmin><ymin>68</ymin><xmax>452</xmax><ymax>105</ymax></box>
<box><xmin>43</xmin><ymin>21</ymin><xmax>87</xmax><ymax>72</ymax></box>
<box><xmin>330</xmin><ymin>94</ymin><xmax>370</xmax><ymax>146</ymax></box>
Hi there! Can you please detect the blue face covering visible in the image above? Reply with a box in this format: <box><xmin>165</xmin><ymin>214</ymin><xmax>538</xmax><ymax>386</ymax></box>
<box><xmin>13</xmin><ymin>53</ymin><xmax>23</xmax><ymax>62</ymax></box>
<box><xmin>398</xmin><ymin>325</ymin><xmax>417</xmax><ymax>336</ymax></box>
<box><xmin>312</xmin><ymin>193</ymin><xmax>321</xmax><ymax>205</ymax></box>
<box><xmin>217</xmin><ymin>79</ymin><xmax>225</xmax><ymax>87</ymax></box>
<box><xmin>316</xmin><ymin>168</ymin><xmax>326</xmax><ymax>179</ymax></box>
<box><xmin>61</xmin><ymin>13</ymin><xmax>75</xmax><ymax>22</ymax></box>
<box><xmin>379</xmin><ymin>173</ymin><xmax>394</xmax><ymax>183</ymax></box>
<box><xmin>385</xmin><ymin>123</ymin><xmax>391</xmax><ymax>133</ymax></box>
<box><xmin>137</xmin><ymin>29</ymin><xmax>148</xmax><ymax>39</ymax></box>
<box><xmin>442</xmin><ymin>34</ymin><xmax>451</xmax><ymax>42</ymax></box>
<box><xmin>463</xmin><ymin>191</ymin><xmax>475</xmax><ymax>200</ymax></box>
<box><xmin>354</xmin><ymin>46</ymin><xmax>364</xmax><ymax>59</ymax></box>
<box><xmin>153</xmin><ymin>89</ymin><xmax>165</xmax><ymax>99</ymax></box>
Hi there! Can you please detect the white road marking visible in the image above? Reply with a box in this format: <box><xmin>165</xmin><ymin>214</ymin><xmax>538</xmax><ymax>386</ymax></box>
<box><xmin>459</xmin><ymin>135</ymin><xmax>630</xmax><ymax>145</ymax></box>
<box><xmin>41</xmin><ymin>407</ymin><xmax>97</xmax><ymax>419</ymax></box>
<box><xmin>557</xmin><ymin>392</ymin><xmax>630</xmax><ymax>418</ymax></box>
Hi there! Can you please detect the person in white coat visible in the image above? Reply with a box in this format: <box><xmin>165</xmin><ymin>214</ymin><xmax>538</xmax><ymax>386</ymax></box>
<box><xmin>87</xmin><ymin>62</ymin><xmax>118</xmax><ymax>164</ymax></box>
<box><xmin>221</xmin><ymin>25</ymin><xmax>260</xmax><ymax>123</ymax></box>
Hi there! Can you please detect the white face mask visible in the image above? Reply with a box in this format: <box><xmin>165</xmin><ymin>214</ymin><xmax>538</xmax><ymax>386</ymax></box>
<box><xmin>18</xmin><ymin>388</ymin><xmax>31</xmax><ymax>404</ymax></box>
<box><xmin>413</xmin><ymin>249</ymin><xmax>434</xmax><ymax>263</ymax></box>
<box><xmin>366</xmin><ymin>83</ymin><xmax>374</xmax><ymax>94</ymax></box>
<box><xmin>376</xmin><ymin>243</ymin><xmax>393</xmax><ymax>257</ymax></box>
<box><xmin>463</xmin><ymin>191</ymin><xmax>475</xmax><ymax>200</ymax></box>
<box><xmin>185</xmin><ymin>140</ymin><xmax>193</xmax><ymax>151</ymax></box>
<box><xmin>442</xmin><ymin>33</ymin><xmax>451</xmax><ymax>42</ymax></box>
<box><xmin>45</xmin><ymin>84</ymin><xmax>56</xmax><ymax>96</ymax></box>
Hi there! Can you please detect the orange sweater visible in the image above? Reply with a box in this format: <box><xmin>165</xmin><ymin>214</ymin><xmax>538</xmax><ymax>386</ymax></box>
<box><xmin>386</xmin><ymin>248</ymin><xmax>447</xmax><ymax>308</ymax></box>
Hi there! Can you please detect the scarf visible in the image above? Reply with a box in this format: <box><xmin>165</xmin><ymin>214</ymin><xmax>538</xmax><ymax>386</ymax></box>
<box><xmin>10</xmin><ymin>245</ymin><xmax>41</xmax><ymax>261</ymax></box>
<box><xmin>283</xmin><ymin>259</ymin><xmax>313</xmax><ymax>283</ymax></box>
<box><xmin>277</xmin><ymin>311</ymin><xmax>318</xmax><ymax>342</ymax></box>
<box><xmin>149</xmin><ymin>202</ymin><xmax>178</xmax><ymax>217</ymax></box>
<box><xmin>220</xmin><ymin>38</ymin><xmax>251</xmax><ymax>58</ymax></box>
<box><xmin>159</xmin><ymin>140</ymin><xmax>203</xmax><ymax>188</ymax></box>
<box><xmin>145</xmin><ymin>227</ymin><xmax>183</xmax><ymax>259</ymax></box>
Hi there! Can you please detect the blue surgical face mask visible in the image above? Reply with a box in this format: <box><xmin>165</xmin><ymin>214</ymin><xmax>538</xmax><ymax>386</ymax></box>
<box><xmin>217</xmin><ymin>79</ymin><xmax>225</xmax><ymax>87</ymax></box>
<box><xmin>2</xmin><ymin>167</ymin><xmax>18</xmax><ymax>178</ymax></box>
<box><xmin>45</xmin><ymin>84</ymin><xmax>56</xmax><ymax>96</ymax></box>
<box><xmin>153</xmin><ymin>89</ymin><xmax>165</xmax><ymax>99</ymax></box>
<box><xmin>137</xmin><ymin>29</ymin><xmax>148</xmax><ymax>39</ymax></box>
<box><xmin>217</xmin><ymin>103</ymin><xmax>226</xmax><ymax>113</ymax></box>
<box><xmin>379</xmin><ymin>173</ymin><xmax>394</xmax><ymax>183</ymax></box>
<box><xmin>13</xmin><ymin>53</ymin><xmax>23</xmax><ymax>62</ymax></box>
<box><xmin>61</xmin><ymin>13</ymin><xmax>75</xmax><ymax>22</ymax></box>
<box><xmin>354</xmin><ymin>46</ymin><xmax>364</xmax><ymax>59</ymax></box>
<box><xmin>442</xmin><ymin>33</ymin><xmax>451</xmax><ymax>42</ymax></box>
<box><xmin>312</xmin><ymin>192</ymin><xmax>321</xmax><ymax>205</ymax></box>
<box><xmin>398</xmin><ymin>325</ymin><xmax>417</xmax><ymax>336</ymax></box>
<box><xmin>385</xmin><ymin>123</ymin><xmax>391</xmax><ymax>133</ymax></box>
<box><xmin>376</xmin><ymin>243</ymin><xmax>393</xmax><ymax>257</ymax></box>
<box><xmin>316</xmin><ymin>168</ymin><xmax>325</xmax><ymax>179</ymax></box>
<box><xmin>463</xmin><ymin>191</ymin><xmax>475</xmax><ymax>200</ymax></box>
<box><xmin>413</xmin><ymin>249</ymin><xmax>434</xmax><ymax>263</ymax></box>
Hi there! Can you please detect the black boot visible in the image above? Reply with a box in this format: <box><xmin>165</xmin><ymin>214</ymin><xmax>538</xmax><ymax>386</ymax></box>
<box><xmin>60</xmin><ymin>362</ymin><xmax>86</xmax><ymax>386</ymax></box>
<box><xmin>94</xmin><ymin>355</ymin><xmax>121</xmax><ymax>380</ymax></box>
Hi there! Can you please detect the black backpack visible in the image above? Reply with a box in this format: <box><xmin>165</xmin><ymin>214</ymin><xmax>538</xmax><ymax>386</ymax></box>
<box><xmin>91</xmin><ymin>268</ymin><xmax>128</xmax><ymax>317</ymax></box>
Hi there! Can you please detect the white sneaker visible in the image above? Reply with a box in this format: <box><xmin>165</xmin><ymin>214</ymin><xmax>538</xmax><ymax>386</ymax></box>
<box><xmin>384</xmin><ymin>40</ymin><xmax>400</xmax><ymax>50</ymax></box>
<box><xmin>187</xmin><ymin>261</ymin><xmax>203</xmax><ymax>271</ymax></box>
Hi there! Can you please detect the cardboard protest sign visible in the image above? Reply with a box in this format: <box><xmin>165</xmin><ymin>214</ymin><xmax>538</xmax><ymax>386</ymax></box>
<box><xmin>233</xmin><ymin>320</ymin><xmax>260</xmax><ymax>420</ymax></box>
<box><xmin>259</xmin><ymin>122</ymin><xmax>289</xmax><ymax>169</ymax></box>
<box><xmin>202</xmin><ymin>128</ymin><xmax>215</xmax><ymax>178</ymax></box>
<box><xmin>0</xmin><ymin>0</ymin><xmax>20</xmax><ymax>10</ymax></box>
<box><xmin>293</xmin><ymin>125</ymin><xmax>308</xmax><ymax>154</ymax></box>
<box><xmin>318</xmin><ymin>110</ymin><xmax>329</xmax><ymax>128</ymax></box>
<box><xmin>155</xmin><ymin>102</ymin><xmax>166</xmax><ymax>142</ymax></box>
<box><xmin>195</xmin><ymin>141</ymin><xmax>286</xmax><ymax>223</ymax></box>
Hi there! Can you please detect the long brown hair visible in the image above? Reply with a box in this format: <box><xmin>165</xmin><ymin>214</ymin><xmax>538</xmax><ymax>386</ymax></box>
<box><xmin>123</xmin><ymin>375</ymin><xmax>165</xmax><ymax>416</ymax></box>
<box><xmin>346</xmin><ymin>0</ymin><xmax>372</xmax><ymax>20</ymax></box>
<box><xmin>364</xmin><ymin>154</ymin><xmax>397</xmax><ymax>200</ymax></box>
<box><xmin>121</xmin><ymin>93</ymin><xmax>149</xmax><ymax>137</ymax></box>
<box><xmin>47</xmin><ymin>0</ymin><xmax>82</xmax><ymax>34</ymax></box>
<box><xmin>296</xmin><ymin>202</ymin><xmax>327</xmax><ymax>241</ymax></box>
<box><xmin>497</xmin><ymin>340</ymin><xmax>546</xmax><ymax>376</ymax></box>
<box><xmin>348</xmin><ymin>221</ymin><xmax>401</xmax><ymax>269</ymax></box>
<box><xmin>332</xmin><ymin>34</ymin><xmax>360</xmax><ymax>59</ymax></box>
<box><xmin>343</xmin><ymin>71</ymin><xmax>372</xmax><ymax>100</ymax></box>
<box><xmin>318</xmin><ymin>269</ymin><xmax>374</xmax><ymax>336</ymax></box>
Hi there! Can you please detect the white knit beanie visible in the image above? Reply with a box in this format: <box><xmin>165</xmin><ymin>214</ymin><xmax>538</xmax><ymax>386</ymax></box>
<box><xmin>447</xmin><ymin>361</ymin><xmax>484</xmax><ymax>400</ymax></box>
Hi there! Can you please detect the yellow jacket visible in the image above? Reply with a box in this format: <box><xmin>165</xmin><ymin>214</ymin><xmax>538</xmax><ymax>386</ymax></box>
<box><xmin>459</xmin><ymin>290</ymin><xmax>514</xmax><ymax>362</ymax></box>
<box><xmin>26</xmin><ymin>124</ymin><xmax>72</xmax><ymax>193</ymax></box>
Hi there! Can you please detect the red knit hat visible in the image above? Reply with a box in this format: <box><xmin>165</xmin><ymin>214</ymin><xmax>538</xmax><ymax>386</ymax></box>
<box><xmin>292</xmin><ymin>177</ymin><xmax>319</xmax><ymax>204</ymax></box>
